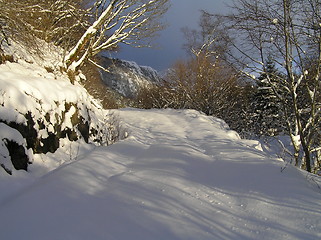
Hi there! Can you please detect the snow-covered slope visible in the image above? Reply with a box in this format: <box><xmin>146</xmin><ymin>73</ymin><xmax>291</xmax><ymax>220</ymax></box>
<box><xmin>100</xmin><ymin>57</ymin><xmax>160</xmax><ymax>98</ymax></box>
<box><xmin>0</xmin><ymin>109</ymin><xmax>320</xmax><ymax>240</ymax></box>
<box><xmin>0</xmin><ymin>46</ymin><xmax>121</xmax><ymax>175</ymax></box>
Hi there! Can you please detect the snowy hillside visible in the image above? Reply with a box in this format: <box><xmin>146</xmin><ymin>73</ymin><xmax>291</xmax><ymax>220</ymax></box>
<box><xmin>0</xmin><ymin>42</ymin><xmax>122</xmax><ymax>175</ymax></box>
<box><xmin>0</xmin><ymin>108</ymin><xmax>320</xmax><ymax>240</ymax></box>
<box><xmin>100</xmin><ymin>57</ymin><xmax>160</xmax><ymax>98</ymax></box>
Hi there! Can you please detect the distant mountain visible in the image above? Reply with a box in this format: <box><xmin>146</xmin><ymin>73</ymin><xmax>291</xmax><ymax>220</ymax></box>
<box><xmin>100</xmin><ymin>57</ymin><xmax>161</xmax><ymax>98</ymax></box>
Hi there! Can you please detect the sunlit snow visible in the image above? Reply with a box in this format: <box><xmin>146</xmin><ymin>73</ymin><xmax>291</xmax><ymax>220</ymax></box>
<box><xmin>0</xmin><ymin>107</ymin><xmax>320</xmax><ymax>239</ymax></box>
<box><xmin>0</xmin><ymin>45</ymin><xmax>320</xmax><ymax>240</ymax></box>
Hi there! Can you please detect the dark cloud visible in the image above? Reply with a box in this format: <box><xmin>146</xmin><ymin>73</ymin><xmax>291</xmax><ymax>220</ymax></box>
<box><xmin>112</xmin><ymin>0</ymin><xmax>230</xmax><ymax>71</ymax></box>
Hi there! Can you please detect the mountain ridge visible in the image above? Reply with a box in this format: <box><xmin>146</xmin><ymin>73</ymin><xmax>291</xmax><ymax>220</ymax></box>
<box><xmin>100</xmin><ymin>56</ymin><xmax>161</xmax><ymax>98</ymax></box>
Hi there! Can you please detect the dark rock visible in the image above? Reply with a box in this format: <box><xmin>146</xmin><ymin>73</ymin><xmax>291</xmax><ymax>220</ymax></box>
<box><xmin>67</xmin><ymin>128</ymin><xmax>78</xmax><ymax>141</ymax></box>
<box><xmin>78</xmin><ymin>120</ymin><xmax>89</xmax><ymax>143</ymax></box>
<box><xmin>38</xmin><ymin>132</ymin><xmax>60</xmax><ymax>153</ymax></box>
<box><xmin>0</xmin><ymin>101</ymin><xmax>98</xmax><ymax>174</ymax></box>
<box><xmin>4</xmin><ymin>140</ymin><xmax>29</xmax><ymax>171</ymax></box>
<box><xmin>7</xmin><ymin>112</ymin><xmax>37</xmax><ymax>150</ymax></box>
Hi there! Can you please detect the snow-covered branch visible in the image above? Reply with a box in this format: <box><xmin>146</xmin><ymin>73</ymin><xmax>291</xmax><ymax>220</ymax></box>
<box><xmin>63</xmin><ymin>0</ymin><xmax>169</xmax><ymax>77</ymax></box>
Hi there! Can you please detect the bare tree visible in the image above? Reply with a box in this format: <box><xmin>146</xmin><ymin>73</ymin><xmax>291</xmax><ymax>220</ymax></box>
<box><xmin>134</xmin><ymin>11</ymin><xmax>250</xmax><ymax>134</ymax></box>
<box><xmin>182</xmin><ymin>11</ymin><xmax>229</xmax><ymax>61</ymax></box>
<box><xmin>208</xmin><ymin>0</ymin><xmax>321</xmax><ymax>173</ymax></box>
<box><xmin>63</xmin><ymin>0</ymin><xmax>169</xmax><ymax>83</ymax></box>
<box><xmin>0</xmin><ymin>0</ymin><xmax>89</xmax><ymax>52</ymax></box>
<box><xmin>136</xmin><ymin>52</ymin><xmax>246</xmax><ymax>129</ymax></box>
<box><xmin>1</xmin><ymin>0</ymin><xmax>169</xmax><ymax>82</ymax></box>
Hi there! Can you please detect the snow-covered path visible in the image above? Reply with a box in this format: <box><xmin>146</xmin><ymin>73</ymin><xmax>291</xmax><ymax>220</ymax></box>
<box><xmin>0</xmin><ymin>109</ymin><xmax>320</xmax><ymax>240</ymax></box>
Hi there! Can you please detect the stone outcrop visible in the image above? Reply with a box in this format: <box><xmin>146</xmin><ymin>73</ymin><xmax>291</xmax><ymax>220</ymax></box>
<box><xmin>0</xmin><ymin>102</ymin><xmax>105</xmax><ymax>174</ymax></box>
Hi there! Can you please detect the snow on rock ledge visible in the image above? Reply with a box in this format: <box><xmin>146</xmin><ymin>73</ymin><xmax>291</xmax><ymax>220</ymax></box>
<box><xmin>0</xmin><ymin>60</ymin><xmax>115</xmax><ymax>175</ymax></box>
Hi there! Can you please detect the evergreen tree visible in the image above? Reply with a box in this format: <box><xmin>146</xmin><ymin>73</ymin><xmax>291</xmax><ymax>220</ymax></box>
<box><xmin>249</xmin><ymin>56</ymin><xmax>287</xmax><ymax>136</ymax></box>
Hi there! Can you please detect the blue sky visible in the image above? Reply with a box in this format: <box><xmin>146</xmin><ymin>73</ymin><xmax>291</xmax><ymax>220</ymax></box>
<box><xmin>112</xmin><ymin>0</ymin><xmax>231</xmax><ymax>71</ymax></box>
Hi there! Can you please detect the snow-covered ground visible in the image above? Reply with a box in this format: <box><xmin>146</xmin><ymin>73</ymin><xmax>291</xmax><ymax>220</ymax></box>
<box><xmin>0</xmin><ymin>41</ymin><xmax>320</xmax><ymax>239</ymax></box>
<box><xmin>0</xmin><ymin>108</ymin><xmax>320</xmax><ymax>240</ymax></box>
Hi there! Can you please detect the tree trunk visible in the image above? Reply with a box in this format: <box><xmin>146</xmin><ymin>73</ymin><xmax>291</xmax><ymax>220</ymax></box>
<box><xmin>64</xmin><ymin>0</ymin><xmax>118</xmax><ymax>73</ymax></box>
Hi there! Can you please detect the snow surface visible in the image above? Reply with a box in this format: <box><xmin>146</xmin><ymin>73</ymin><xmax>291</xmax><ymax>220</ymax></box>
<box><xmin>0</xmin><ymin>108</ymin><xmax>320</xmax><ymax>240</ymax></box>
<box><xmin>0</xmin><ymin>39</ymin><xmax>320</xmax><ymax>240</ymax></box>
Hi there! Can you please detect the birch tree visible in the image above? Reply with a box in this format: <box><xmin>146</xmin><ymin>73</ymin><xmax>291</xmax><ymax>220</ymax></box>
<box><xmin>63</xmin><ymin>0</ymin><xmax>169</xmax><ymax>83</ymax></box>
<box><xmin>208</xmin><ymin>0</ymin><xmax>321</xmax><ymax>173</ymax></box>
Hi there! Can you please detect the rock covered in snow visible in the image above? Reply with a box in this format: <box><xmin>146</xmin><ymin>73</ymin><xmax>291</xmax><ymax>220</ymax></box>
<box><xmin>0</xmin><ymin>59</ymin><xmax>120</xmax><ymax>175</ymax></box>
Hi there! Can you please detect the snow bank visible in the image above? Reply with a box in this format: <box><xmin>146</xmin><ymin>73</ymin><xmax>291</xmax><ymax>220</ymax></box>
<box><xmin>0</xmin><ymin>108</ymin><xmax>320</xmax><ymax>240</ymax></box>
<box><xmin>0</xmin><ymin>58</ymin><xmax>118</xmax><ymax>174</ymax></box>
